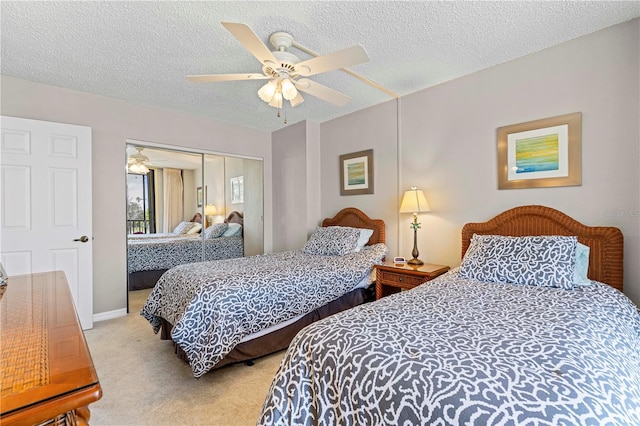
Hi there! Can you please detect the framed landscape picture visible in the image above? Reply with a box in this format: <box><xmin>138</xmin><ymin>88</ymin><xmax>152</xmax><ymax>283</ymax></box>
<box><xmin>497</xmin><ymin>112</ymin><xmax>582</xmax><ymax>189</ymax></box>
<box><xmin>340</xmin><ymin>149</ymin><xmax>374</xmax><ymax>196</ymax></box>
<box><xmin>196</xmin><ymin>186</ymin><xmax>203</xmax><ymax>207</ymax></box>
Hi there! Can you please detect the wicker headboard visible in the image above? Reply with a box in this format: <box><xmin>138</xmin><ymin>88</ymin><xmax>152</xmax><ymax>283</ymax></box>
<box><xmin>461</xmin><ymin>205</ymin><xmax>623</xmax><ymax>291</ymax></box>
<box><xmin>322</xmin><ymin>207</ymin><xmax>386</xmax><ymax>245</ymax></box>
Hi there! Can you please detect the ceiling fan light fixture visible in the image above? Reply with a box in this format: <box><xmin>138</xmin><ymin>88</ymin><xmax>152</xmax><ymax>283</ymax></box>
<box><xmin>258</xmin><ymin>80</ymin><xmax>278</xmax><ymax>103</ymax></box>
<box><xmin>128</xmin><ymin>161</ymin><xmax>149</xmax><ymax>174</ymax></box>
<box><xmin>281</xmin><ymin>78</ymin><xmax>298</xmax><ymax>100</ymax></box>
<box><xmin>128</xmin><ymin>147</ymin><xmax>150</xmax><ymax>174</ymax></box>
<box><xmin>268</xmin><ymin>89</ymin><xmax>283</xmax><ymax>109</ymax></box>
<box><xmin>129</xmin><ymin>146</ymin><xmax>149</xmax><ymax>163</ymax></box>
<box><xmin>289</xmin><ymin>92</ymin><xmax>304</xmax><ymax>107</ymax></box>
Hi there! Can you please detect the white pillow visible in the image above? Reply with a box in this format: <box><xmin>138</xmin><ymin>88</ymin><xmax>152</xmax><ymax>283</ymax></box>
<box><xmin>186</xmin><ymin>223</ymin><xmax>202</xmax><ymax>234</ymax></box>
<box><xmin>573</xmin><ymin>242</ymin><xmax>591</xmax><ymax>286</ymax></box>
<box><xmin>354</xmin><ymin>228</ymin><xmax>374</xmax><ymax>251</ymax></box>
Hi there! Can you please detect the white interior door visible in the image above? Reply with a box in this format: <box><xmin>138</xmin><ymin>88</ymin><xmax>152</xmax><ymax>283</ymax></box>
<box><xmin>0</xmin><ymin>116</ymin><xmax>93</xmax><ymax>329</ymax></box>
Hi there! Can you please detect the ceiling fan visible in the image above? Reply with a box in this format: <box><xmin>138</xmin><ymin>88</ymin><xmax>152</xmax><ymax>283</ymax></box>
<box><xmin>187</xmin><ymin>22</ymin><xmax>370</xmax><ymax>110</ymax></box>
<box><xmin>128</xmin><ymin>146</ymin><xmax>150</xmax><ymax>174</ymax></box>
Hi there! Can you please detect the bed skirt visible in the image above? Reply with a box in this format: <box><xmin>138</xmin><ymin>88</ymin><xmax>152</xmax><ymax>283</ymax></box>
<box><xmin>128</xmin><ymin>269</ymin><xmax>168</xmax><ymax>290</ymax></box>
<box><xmin>159</xmin><ymin>286</ymin><xmax>374</xmax><ymax>370</ymax></box>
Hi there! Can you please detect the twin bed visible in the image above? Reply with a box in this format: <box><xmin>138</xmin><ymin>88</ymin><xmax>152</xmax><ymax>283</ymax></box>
<box><xmin>127</xmin><ymin>211</ymin><xmax>244</xmax><ymax>290</ymax></box>
<box><xmin>139</xmin><ymin>205</ymin><xmax>639</xmax><ymax>424</ymax></box>
<box><xmin>258</xmin><ymin>205</ymin><xmax>640</xmax><ymax>425</ymax></box>
<box><xmin>141</xmin><ymin>207</ymin><xmax>387</xmax><ymax>376</ymax></box>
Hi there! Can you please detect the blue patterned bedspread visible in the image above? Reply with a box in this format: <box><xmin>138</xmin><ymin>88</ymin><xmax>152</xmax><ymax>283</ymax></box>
<box><xmin>127</xmin><ymin>236</ymin><xmax>243</xmax><ymax>273</ymax></box>
<box><xmin>127</xmin><ymin>233</ymin><xmax>198</xmax><ymax>240</ymax></box>
<box><xmin>259</xmin><ymin>269</ymin><xmax>640</xmax><ymax>425</ymax></box>
<box><xmin>141</xmin><ymin>243</ymin><xmax>388</xmax><ymax>378</ymax></box>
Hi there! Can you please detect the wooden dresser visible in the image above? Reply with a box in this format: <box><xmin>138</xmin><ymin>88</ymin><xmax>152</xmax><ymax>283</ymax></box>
<box><xmin>0</xmin><ymin>271</ymin><xmax>102</xmax><ymax>425</ymax></box>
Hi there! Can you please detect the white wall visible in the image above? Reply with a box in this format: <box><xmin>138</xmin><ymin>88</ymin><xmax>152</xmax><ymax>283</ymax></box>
<box><xmin>305</xmin><ymin>121</ymin><xmax>322</xmax><ymax>237</ymax></box>
<box><xmin>320</xmin><ymin>99</ymin><xmax>401</xmax><ymax>258</ymax></box>
<box><xmin>0</xmin><ymin>75</ymin><xmax>272</xmax><ymax>316</ymax></box>
<box><xmin>316</xmin><ymin>19</ymin><xmax>640</xmax><ymax>305</ymax></box>
<box><xmin>272</xmin><ymin>121</ymin><xmax>309</xmax><ymax>251</ymax></box>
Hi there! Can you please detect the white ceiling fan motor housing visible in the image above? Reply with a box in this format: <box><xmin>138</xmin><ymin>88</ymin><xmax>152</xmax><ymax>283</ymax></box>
<box><xmin>263</xmin><ymin>32</ymin><xmax>301</xmax><ymax>79</ymax></box>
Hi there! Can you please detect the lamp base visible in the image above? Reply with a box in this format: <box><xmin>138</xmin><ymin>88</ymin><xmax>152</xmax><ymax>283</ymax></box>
<box><xmin>407</xmin><ymin>258</ymin><xmax>424</xmax><ymax>266</ymax></box>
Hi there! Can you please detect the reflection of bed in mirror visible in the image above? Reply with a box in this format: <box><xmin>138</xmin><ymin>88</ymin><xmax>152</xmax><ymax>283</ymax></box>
<box><xmin>127</xmin><ymin>211</ymin><xmax>244</xmax><ymax>290</ymax></box>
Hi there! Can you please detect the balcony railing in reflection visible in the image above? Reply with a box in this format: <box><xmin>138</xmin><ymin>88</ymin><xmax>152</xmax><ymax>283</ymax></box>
<box><xmin>127</xmin><ymin>219</ymin><xmax>150</xmax><ymax>234</ymax></box>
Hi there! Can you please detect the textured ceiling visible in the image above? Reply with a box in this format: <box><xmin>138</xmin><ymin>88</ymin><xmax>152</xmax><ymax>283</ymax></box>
<box><xmin>2</xmin><ymin>1</ymin><xmax>639</xmax><ymax>132</ymax></box>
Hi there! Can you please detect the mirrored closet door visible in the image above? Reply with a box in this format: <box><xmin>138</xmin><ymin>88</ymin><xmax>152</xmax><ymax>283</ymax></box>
<box><xmin>125</xmin><ymin>143</ymin><xmax>264</xmax><ymax>299</ymax></box>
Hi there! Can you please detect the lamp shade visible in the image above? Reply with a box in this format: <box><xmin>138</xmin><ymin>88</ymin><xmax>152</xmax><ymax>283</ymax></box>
<box><xmin>258</xmin><ymin>80</ymin><xmax>277</xmax><ymax>103</ymax></box>
<box><xmin>268</xmin><ymin>89</ymin><xmax>283</xmax><ymax>109</ymax></box>
<box><xmin>280</xmin><ymin>78</ymin><xmax>298</xmax><ymax>100</ymax></box>
<box><xmin>399</xmin><ymin>187</ymin><xmax>430</xmax><ymax>213</ymax></box>
<box><xmin>204</xmin><ymin>204</ymin><xmax>217</xmax><ymax>216</ymax></box>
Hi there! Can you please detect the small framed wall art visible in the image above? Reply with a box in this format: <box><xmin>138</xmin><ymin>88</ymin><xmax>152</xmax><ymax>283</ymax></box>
<box><xmin>497</xmin><ymin>112</ymin><xmax>582</xmax><ymax>189</ymax></box>
<box><xmin>340</xmin><ymin>149</ymin><xmax>374</xmax><ymax>196</ymax></box>
<box><xmin>196</xmin><ymin>186</ymin><xmax>203</xmax><ymax>207</ymax></box>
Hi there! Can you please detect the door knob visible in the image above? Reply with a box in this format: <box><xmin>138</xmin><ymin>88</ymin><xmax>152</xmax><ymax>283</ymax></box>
<box><xmin>74</xmin><ymin>236</ymin><xmax>89</xmax><ymax>243</ymax></box>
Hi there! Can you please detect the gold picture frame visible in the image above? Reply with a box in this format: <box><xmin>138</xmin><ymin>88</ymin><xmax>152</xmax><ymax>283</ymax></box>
<box><xmin>196</xmin><ymin>186</ymin><xmax>203</xmax><ymax>207</ymax></box>
<box><xmin>340</xmin><ymin>149</ymin><xmax>374</xmax><ymax>196</ymax></box>
<box><xmin>497</xmin><ymin>112</ymin><xmax>582</xmax><ymax>189</ymax></box>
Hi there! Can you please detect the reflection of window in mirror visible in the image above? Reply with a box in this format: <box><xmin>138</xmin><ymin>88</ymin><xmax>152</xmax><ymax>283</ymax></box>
<box><xmin>126</xmin><ymin>170</ymin><xmax>155</xmax><ymax>234</ymax></box>
<box><xmin>231</xmin><ymin>176</ymin><xmax>244</xmax><ymax>204</ymax></box>
<box><xmin>127</xmin><ymin>144</ymin><xmax>202</xmax><ymax>235</ymax></box>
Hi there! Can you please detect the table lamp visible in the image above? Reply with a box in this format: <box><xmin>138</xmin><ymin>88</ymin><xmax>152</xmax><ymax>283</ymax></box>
<box><xmin>399</xmin><ymin>187</ymin><xmax>430</xmax><ymax>265</ymax></box>
<box><xmin>204</xmin><ymin>204</ymin><xmax>217</xmax><ymax>228</ymax></box>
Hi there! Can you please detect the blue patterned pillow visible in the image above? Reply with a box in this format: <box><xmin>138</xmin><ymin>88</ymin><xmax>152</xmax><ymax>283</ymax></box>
<box><xmin>303</xmin><ymin>226</ymin><xmax>360</xmax><ymax>256</ymax></box>
<box><xmin>459</xmin><ymin>234</ymin><xmax>577</xmax><ymax>289</ymax></box>
<box><xmin>173</xmin><ymin>221</ymin><xmax>195</xmax><ymax>235</ymax></box>
<box><xmin>204</xmin><ymin>223</ymin><xmax>228</xmax><ymax>239</ymax></box>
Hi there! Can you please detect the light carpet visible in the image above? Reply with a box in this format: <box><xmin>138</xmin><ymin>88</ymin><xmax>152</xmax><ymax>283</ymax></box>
<box><xmin>84</xmin><ymin>289</ymin><xmax>285</xmax><ymax>426</ymax></box>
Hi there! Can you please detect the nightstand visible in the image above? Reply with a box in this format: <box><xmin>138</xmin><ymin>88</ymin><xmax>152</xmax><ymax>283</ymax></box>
<box><xmin>374</xmin><ymin>261</ymin><xmax>450</xmax><ymax>300</ymax></box>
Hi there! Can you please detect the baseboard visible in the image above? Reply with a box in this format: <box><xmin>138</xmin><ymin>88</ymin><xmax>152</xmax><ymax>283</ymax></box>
<box><xmin>94</xmin><ymin>308</ymin><xmax>127</xmax><ymax>322</ymax></box>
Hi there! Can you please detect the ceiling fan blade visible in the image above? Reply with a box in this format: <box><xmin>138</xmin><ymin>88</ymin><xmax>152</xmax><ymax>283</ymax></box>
<box><xmin>221</xmin><ymin>22</ymin><xmax>278</xmax><ymax>65</ymax></box>
<box><xmin>187</xmin><ymin>73</ymin><xmax>269</xmax><ymax>82</ymax></box>
<box><xmin>294</xmin><ymin>45</ymin><xmax>369</xmax><ymax>77</ymax></box>
<box><xmin>294</xmin><ymin>78</ymin><xmax>351</xmax><ymax>106</ymax></box>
